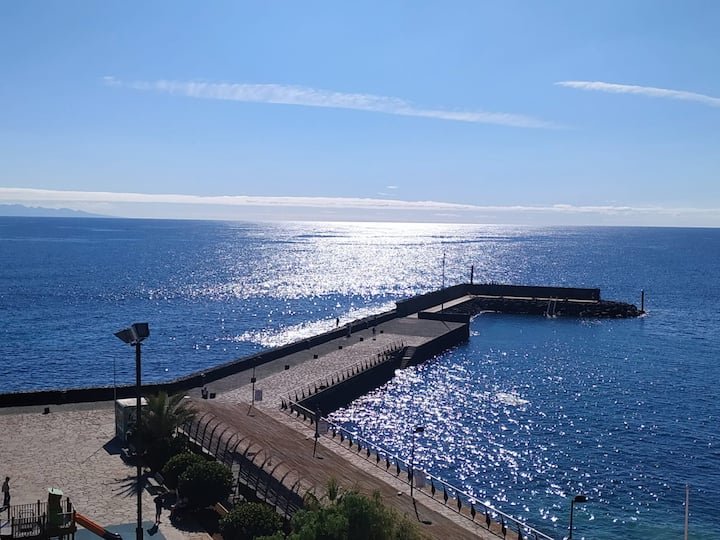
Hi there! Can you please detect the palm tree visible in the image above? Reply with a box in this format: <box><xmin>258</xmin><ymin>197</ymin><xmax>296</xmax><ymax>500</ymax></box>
<box><xmin>141</xmin><ymin>391</ymin><xmax>197</xmax><ymax>470</ymax></box>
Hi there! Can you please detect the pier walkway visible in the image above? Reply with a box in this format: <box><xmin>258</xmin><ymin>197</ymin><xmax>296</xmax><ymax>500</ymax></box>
<box><xmin>0</xmin><ymin>403</ymin><xmax>210</xmax><ymax>540</ymax></box>
<box><xmin>213</xmin><ymin>316</ymin><xmax>465</xmax><ymax>409</ymax></box>
<box><xmin>189</xmin><ymin>314</ymin><xmax>549</xmax><ymax>539</ymax></box>
<box><xmin>189</xmin><ymin>398</ymin><xmax>501</xmax><ymax>540</ymax></box>
<box><xmin>0</xmin><ymin>283</ymin><xmax>629</xmax><ymax>539</ymax></box>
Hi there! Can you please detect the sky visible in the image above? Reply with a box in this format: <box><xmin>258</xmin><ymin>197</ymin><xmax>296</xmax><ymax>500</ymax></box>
<box><xmin>1</xmin><ymin>1</ymin><xmax>719</xmax><ymax>226</ymax></box>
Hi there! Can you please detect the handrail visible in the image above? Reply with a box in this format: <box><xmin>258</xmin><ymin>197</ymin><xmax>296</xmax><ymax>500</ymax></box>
<box><xmin>6</xmin><ymin>499</ymin><xmax>75</xmax><ymax>539</ymax></box>
<box><xmin>283</xmin><ymin>341</ymin><xmax>406</xmax><ymax>406</ymax></box>
<box><xmin>284</xmin><ymin>399</ymin><xmax>553</xmax><ymax>540</ymax></box>
<box><xmin>178</xmin><ymin>416</ymin><xmax>303</xmax><ymax>518</ymax></box>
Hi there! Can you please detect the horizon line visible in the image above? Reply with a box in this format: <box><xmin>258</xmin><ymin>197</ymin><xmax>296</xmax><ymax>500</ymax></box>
<box><xmin>1</xmin><ymin>187</ymin><xmax>719</xmax><ymax>227</ymax></box>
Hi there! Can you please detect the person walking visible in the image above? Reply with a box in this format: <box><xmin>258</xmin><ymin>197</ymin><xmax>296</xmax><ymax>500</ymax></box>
<box><xmin>154</xmin><ymin>494</ymin><xmax>163</xmax><ymax>524</ymax></box>
<box><xmin>2</xmin><ymin>477</ymin><xmax>10</xmax><ymax>509</ymax></box>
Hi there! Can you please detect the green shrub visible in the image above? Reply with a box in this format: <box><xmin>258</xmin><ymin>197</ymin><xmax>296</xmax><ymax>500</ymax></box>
<box><xmin>145</xmin><ymin>435</ymin><xmax>189</xmax><ymax>473</ymax></box>
<box><xmin>141</xmin><ymin>392</ymin><xmax>197</xmax><ymax>471</ymax></box>
<box><xmin>162</xmin><ymin>452</ymin><xmax>205</xmax><ymax>490</ymax></box>
<box><xmin>178</xmin><ymin>460</ymin><xmax>233</xmax><ymax>509</ymax></box>
<box><xmin>219</xmin><ymin>502</ymin><xmax>283</xmax><ymax>540</ymax></box>
<box><xmin>288</xmin><ymin>490</ymin><xmax>420</xmax><ymax>540</ymax></box>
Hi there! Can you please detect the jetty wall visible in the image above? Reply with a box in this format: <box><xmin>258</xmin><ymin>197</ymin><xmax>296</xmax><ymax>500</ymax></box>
<box><xmin>297</xmin><ymin>321</ymin><xmax>469</xmax><ymax>414</ymax></box>
<box><xmin>467</xmin><ymin>283</ymin><xmax>600</xmax><ymax>301</ymax></box>
<box><xmin>396</xmin><ymin>283</ymin><xmax>601</xmax><ymax>316</ymax></box>
<box><xmin>0</xmin><ymin>309</ymin><xmax>402</xmax><ymax>408</ymax></box>
<box><xmin>0</xmin><ymin>282</ymin><xmax>637</xmax><ymax>408</ymax></box>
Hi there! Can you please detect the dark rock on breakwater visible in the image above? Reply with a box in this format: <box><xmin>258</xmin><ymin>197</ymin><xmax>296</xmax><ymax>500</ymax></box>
<box><xmin>448</xmin><ymin>296</ymin><xmax>643</xmax><ymax>318</ymax></box>
<box><xmin>0</xmin><ymin>282</ymin><xmax>641</xmax><ymax>409</ymax></box>
<box><xmin>400</xmin><ymin>282</ymin><xmax>644</xmax><ymax>319</ymax></box>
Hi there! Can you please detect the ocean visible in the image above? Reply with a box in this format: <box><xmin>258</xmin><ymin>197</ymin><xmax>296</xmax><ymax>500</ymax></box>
<box><xmin>0</xmin><ymin>217</ymin><xmax>717</xmax><ymax>539</ymax></box>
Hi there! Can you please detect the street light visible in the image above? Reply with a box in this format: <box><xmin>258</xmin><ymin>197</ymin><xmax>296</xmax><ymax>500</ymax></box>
<box><xmin>409</xmin><ymin>425</ymin><xmax>425</xmax><ymax>499</ymax></box>
<box><xmin>115</xmin><ymin>322</ymin><xmax>150</xmax><ymax>540</ymax></box>
<box><xmin>568</xmin><ymin>494</ymin><xmax>587</xmax><ymax>540</ymax></box>
<box><xmin>441</xmin><ymin>253</ymin><xmax>446</xmax><ymax>311</ymax></box>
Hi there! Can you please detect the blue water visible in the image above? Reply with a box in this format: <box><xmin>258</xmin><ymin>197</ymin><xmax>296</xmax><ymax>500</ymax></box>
<box><xmin>1</xmin><ymin>217</ymin><xmax>718</xmax><ymax>539</ymax></box>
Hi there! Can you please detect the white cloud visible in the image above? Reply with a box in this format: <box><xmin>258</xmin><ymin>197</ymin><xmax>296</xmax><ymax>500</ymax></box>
<box><xmin>2</xmin><ymin>187</ymin><xmax>719</xmax><ymax>226</ymax></box>
<box><xmin>0</xmin><ymin>187</ymin><xmax>476</xmax><ymax>211</ymax></box>
<box><xmin>556</xmin><ymin>81</ymin><xmax>720</xmax><ymax>107</ymax></box>
<box><xmin>103</xmin><ymin>77</ymin><xmax>555</xmax><ymax>128</ymax></box>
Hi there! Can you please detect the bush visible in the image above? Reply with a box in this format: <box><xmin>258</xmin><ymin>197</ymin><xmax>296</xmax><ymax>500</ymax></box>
<box><xmin>141</xmin><ymin>391</ymin><xmax>197</xmax><ymax>471</ymax></box>
<box><xmin>145</xmin><ymin>435</ymin><xmax>189</xmax><ymax>473</ymax></box>
<box><xmin>162</xmin><ymin>452</ymin><xmax>205</xmax><ymax>490</ymax></box>
<box><xmin>288</xmin><ymin>490</ymin><xmax>420</xmax><ymax>540</ymax></box>
<box><xmin>219</xmin><ymin>502</ymin><xmax>283</xmax><ymax>540</ymax></box>
<box><xmin>178</xmin><ymin>460</ymin><xmax>233</xmax><ymax>509</ymax></box>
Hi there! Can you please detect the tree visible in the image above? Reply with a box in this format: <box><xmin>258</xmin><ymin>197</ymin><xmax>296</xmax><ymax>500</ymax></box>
<box><xmin>162</xmin><ymin>452</ymin><xmax>205</xmax><ymax>490</ymax></box>
<box><xmin>178</xmin><ymin>460</ymin><xmax>233</xmax><ymax>509</ymax></box>
<box><xmin>141</xmin><ymin>391</ymin><xmax>197</xmax><ymax>470</ymax></box>
<box><xmin>142</xmin><ymin>391</ymin><xmax>197</xmax><ymax>440</ymax></box>
<box><xmin>287</xmin><ymin>489</ymin><xmax>421</xmax><ymax>540</ymax></box>
<box><xmin>219</xmin><ymin>502</ymin><xmax>283</xmax><ymax>540</ymax></box>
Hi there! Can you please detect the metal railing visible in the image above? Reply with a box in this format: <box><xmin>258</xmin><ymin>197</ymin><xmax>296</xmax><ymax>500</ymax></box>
<box><xmin>282</xmin><ymin>341</ymin><xmax>406</xmax><ymax>407</ymax></box>
<box><xmin>283</xmin><ymin>400</ymin><xmax>554</xmax><ymax>540</ymax></box>
<box><xmin>179</xmin><ymin>414</ymin><xmax>304</xmax><ymax>519</ymax></box>
<box><xmin>5</xmin><ymin>500</ymin><xmax>74</xmax><ymax>539</ymax></box>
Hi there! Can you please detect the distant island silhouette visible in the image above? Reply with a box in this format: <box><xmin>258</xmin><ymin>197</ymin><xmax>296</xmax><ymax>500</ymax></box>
<box><xmin>0</xmin><ymin>204</ymin><xmax>106</xmax><ymax>218</ymax></box>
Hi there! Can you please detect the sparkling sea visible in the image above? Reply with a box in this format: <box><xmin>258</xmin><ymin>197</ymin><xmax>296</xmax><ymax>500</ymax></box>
<box><xmin>1</xmin><ymin>217</ymin><xmax>718</xmax><ymax>539</ymax></box>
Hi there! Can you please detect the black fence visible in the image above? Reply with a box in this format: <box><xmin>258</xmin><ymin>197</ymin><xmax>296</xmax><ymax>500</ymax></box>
<box><xmin>3</xmin><ymin>499</ymin><xmax>74</xmax><ymax>539</ymax></box>
<box><xmin>283</xmin><ymin>400</ymin><xmax>554</xmax><ymax>540</ymax></box>
<box><xmin>281</xmin><ymin>340</ymin><xmax>406</xmax><ymax>408</ymax></box>
<box><xmin>179</xmin><ymin>413</ymin><xmax>305</xmax><ymax>520</ymax></box>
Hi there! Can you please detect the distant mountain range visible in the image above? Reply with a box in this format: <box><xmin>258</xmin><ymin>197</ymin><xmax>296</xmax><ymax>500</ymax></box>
<box><xmin>0</xmin><ymin>204</ymin><xmax>106</xmax><ymax>218</ymax></box>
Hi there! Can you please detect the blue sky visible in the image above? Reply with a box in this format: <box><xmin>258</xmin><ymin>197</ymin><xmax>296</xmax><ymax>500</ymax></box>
<box><xmin>1</xmin><ymin>1</ymin><xmax>719</xmax><ymax>225</ymax></box>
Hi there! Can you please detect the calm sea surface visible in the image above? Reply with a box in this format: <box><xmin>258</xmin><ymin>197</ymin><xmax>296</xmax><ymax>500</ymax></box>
<box><xmin>0</xmin><ymin>217</ymin><xmax>717</xmax><ymax>539</ymax></box>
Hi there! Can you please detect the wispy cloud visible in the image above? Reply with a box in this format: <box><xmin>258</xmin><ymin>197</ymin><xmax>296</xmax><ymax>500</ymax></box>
<box><xmin>0</xmin><ymin>187</ymin><xmax>477</xmax><ymax>211</ymax></box>
<box><xmin>103</xmin><ymin>77</ymin><xmax>554</xmax><ymax>129</ymax></box>
<box><xmin>556</xmin><ymin>81</ymin><xmax>720</xmax><ymax>107</ymax></box>
<box><xmin>2</xmin><ymin>188</ymin><xmax>719</xmax><ymax>226</ymax></box>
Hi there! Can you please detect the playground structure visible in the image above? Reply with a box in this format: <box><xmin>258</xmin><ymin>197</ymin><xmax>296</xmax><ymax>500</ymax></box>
<box><xmin>0</xmin><ymin>489</ymin><xmax>120</xmax><ymax>540</ymax></box>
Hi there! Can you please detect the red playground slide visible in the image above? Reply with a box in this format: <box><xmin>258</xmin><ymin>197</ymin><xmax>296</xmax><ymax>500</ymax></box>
<box><xmin>75</xmin><ymin>513</ymin><xmax>123</xmax><ymax>540</ymax></box>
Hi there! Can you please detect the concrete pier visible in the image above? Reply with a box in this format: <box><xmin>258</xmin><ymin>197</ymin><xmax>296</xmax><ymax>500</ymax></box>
<box><xmin>0</xmin><ymin>283</ymin><xmax>639</xmax><ymax>539</ymax></box>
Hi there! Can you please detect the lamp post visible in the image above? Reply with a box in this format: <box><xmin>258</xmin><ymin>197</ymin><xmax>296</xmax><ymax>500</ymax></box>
<box><xmin>248</xmin><ymin>366</ymin><xmax>257</xmax><ymax>415</ymax></box>
<box><xmin>441</xmin><ymin>253</ymin><xmax>446</xmax><ymax>311</ymax></box>
<box><xmin>409</xmin><ymin>425</ymin><xmax>425</xmax><ymax>499</ymax></box>
<box><xmin>115</xmin><ymin>322</ymin><xmax>150</xmax><ymax>540</ymax></box>
<box><xmin>568</xmin><ymin>494</ymin><xmax>587</xmax><ymax>540</ymax></box>
<box><xmin>442</xmin><ymin>252</ymin><xmax>446</xmax><ymax>289</ymax></box>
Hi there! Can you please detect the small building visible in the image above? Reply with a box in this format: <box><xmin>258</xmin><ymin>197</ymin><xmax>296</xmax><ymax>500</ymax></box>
<box><xmin>114</xmin><ymin>397</ymin><xmax>148</xmax><ymax>443</ymax></box>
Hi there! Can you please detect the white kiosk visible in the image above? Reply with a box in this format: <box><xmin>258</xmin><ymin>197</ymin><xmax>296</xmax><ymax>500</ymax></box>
<box><xmin>115</xmin><ymin>397</ymin><xmax>148</xmax><ymax>442</ymax></box>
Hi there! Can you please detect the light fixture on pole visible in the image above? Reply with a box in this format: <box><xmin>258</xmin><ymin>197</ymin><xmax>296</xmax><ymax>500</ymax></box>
<box><xmin>409</xmin><ymin>425</ymin><xmax>425</xmax><ymax>500</ymax></box>
<box><xmin>568</xmin><ymin>494</ymin><xmax>587</xmax><ymax>540</ymax></box>
<box><xmin>441</xmin><ymin>253</ymin><xmax>446</xmax><ymax>311</ymax></box>
<box><xmin>115</xmin><ymin>322</ymin><xmax>150</xmax><ymax>540</ymax></box>
<box><xmin>248</xmin><ymin>366</ymin><xmax>257</xmax><ymax>416</ymax></box>
<box><xmin>442</xmin><ymin>252</ymin><xmax>446</xmax><ymax>289</ymax></box>
<box><xmin>409</xmin><ymin>425</ymin><xmax>431</xmax><ymax>525</ymax></box>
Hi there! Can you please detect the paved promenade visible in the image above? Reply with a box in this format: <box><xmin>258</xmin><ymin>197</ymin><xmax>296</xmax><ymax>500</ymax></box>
<box><xmin>0</xmin><ymin>403</ymin><xmax>210</xmax><ymax>540</ymax></box>
<box><xmin>192</xmin><ymin>399</ymin><xmax>497</xmax><ymax>540</ymax></box>
<box><xmin>202</xmin><ymin>317</ymin><xmax>503</xmax><ymax>539</ymax></box>
<box><xmin>217</xmin><ymin>317</ymin><xmax>436</xmax><ymax>408</ymax></box>
<box><xmin>0</xmin><ymin>313</ymin><xmax>531</xmax><ymax>539</ymax></box>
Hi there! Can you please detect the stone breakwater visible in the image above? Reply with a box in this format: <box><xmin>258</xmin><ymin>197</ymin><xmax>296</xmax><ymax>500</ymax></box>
<box><xmin>400</xmin><ymin>282</ymin><xmax>643</xmax><ymax>319</ymax></box>
<box><xmin>451</xmin><ymin>296</ymin><xmax>643</xmax><ymax>318</ymax></box>
<box><xmin>0</xmin><ymin>282</ymin><xmax>641</xmax><ymax>409</ymax></box>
